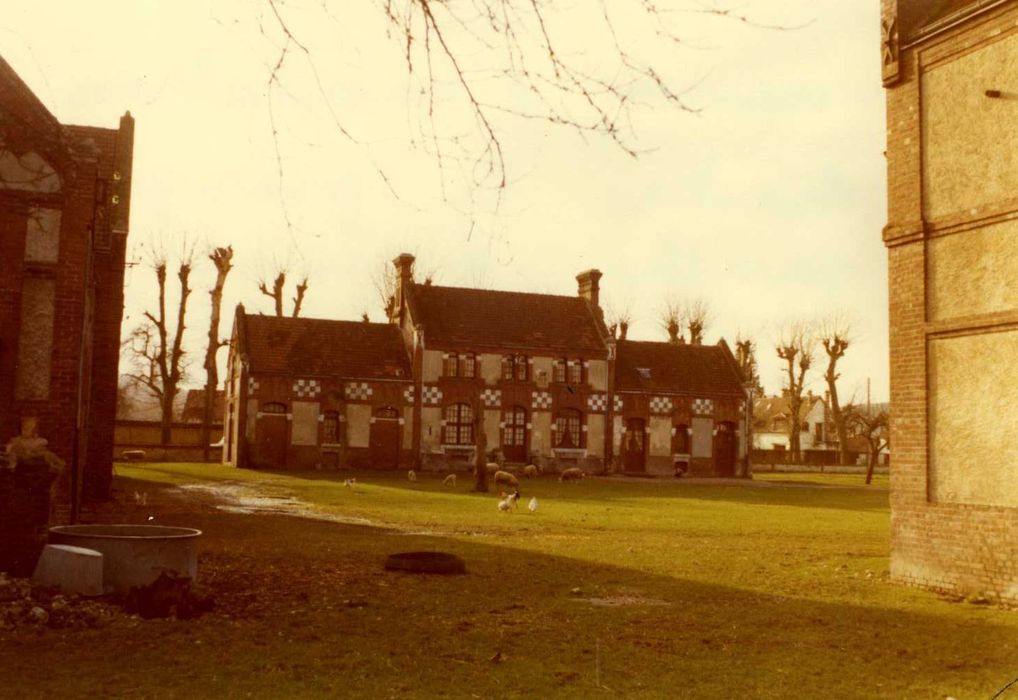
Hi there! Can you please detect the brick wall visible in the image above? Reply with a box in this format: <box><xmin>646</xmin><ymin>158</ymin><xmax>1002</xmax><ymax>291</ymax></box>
<box><xmin>885</xmin><ymin>0</ymin><xmax>1018</xmax><ymax>602</ymax></box>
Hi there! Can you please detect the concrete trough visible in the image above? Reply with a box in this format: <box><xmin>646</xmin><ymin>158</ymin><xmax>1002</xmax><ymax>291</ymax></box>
<box><xmin>49</xmin><ymin>525</ymin><xmax>201</xmax><ymax>594</ymax></box>
<box><xmin>32</xmin><ymin>544</ymin><xmax>104</xmax><ymax>596</ymax></box>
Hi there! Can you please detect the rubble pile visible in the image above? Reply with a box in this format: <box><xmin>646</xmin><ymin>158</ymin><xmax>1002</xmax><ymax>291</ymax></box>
<box><xmin>0</xmin><ymin>573</ymin><xmax>119</xmax><ymax>630</ymax></box>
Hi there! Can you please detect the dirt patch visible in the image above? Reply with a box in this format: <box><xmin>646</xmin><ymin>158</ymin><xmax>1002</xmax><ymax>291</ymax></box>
<box><xmin>580</xmin><ymin>595</ymin><xmax>671</xmax><ymax>607</ymax></box>
<box><xmin>176</xmin><ymin>483</ymin><xmax>382</xmax><ymax>528</ymax></box>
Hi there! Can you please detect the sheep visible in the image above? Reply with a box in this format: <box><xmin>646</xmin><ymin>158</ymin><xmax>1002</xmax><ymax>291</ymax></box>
<box><xmin>408</xmin><ymin>470</ymin><xmax>417</xmax><ymax>482</ymax></box>
<box><xmin>558</xmin><ymin>467</ymin><xmax>586</xmax><ymax>482</ymax></box>
<box><xmin>485</xmin><ymin>462</ymin><xmax>500</xmax><ymax>474</ymax></box>
<box><xmin>493</xmin><ymin>470</ymin><xmax>519</xmax><ymax>487</ymax></box>
<box><xmin>442</xmin><ymin>473</ymin><xmax>457</xmax><ymax>487</ymax></box>
<box><xmin>522</xmin><ymin>464</ymin><xmax>539</xmax><ymax>479</ymax></box>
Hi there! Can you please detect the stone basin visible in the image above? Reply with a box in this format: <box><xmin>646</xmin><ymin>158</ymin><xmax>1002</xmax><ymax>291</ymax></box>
<box><xmin>48</xmin><ymin>524</ymin><xmax>201</xmax><ymax>594</ymax></box>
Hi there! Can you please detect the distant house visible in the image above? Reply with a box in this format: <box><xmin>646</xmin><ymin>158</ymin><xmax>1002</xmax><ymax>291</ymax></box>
<box><xmin>225</xmin><ymin>255</ymin><xmax>751</xmax><ymax>476</ymax></box>
<box><xmin>752</xmin><ymin>394</ymin><xmax>827</xmax><ymax>452</ymax></box>
<box><xmin>0</xmin><ymin>57</ymin><xmax>134</xmax><ymax>504</ymax></box>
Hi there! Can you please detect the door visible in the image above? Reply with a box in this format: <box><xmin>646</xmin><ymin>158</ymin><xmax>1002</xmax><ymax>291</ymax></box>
<box><xmin>623</xmin><ymin>418</ymin><xmax>646</xmax><ymax>472</ymax></box>
<box><xmin>369</xmin><ymin>406</ymin><xmax>401</xmax><ymax>468</ymax></box>
<box><xmin>502</xmin><ymin>406</ymin><xmax>528</xmax><ymax>462</ymax></box>
<box><xmin>714</xmin><ymin>421</ymin><xmax>737</xmax><ymax>477</ymax></box>
<box><xmin>254</xmin><ymin>402</ymin><xmax>288</xmax><ymax>468</ymax></box>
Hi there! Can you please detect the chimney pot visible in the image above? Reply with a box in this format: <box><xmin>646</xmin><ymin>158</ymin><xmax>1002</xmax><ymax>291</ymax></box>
<box><xmin>576</xmin><ymin>269</ymin><xmax>603</xmax><ymax>308</ymax></box>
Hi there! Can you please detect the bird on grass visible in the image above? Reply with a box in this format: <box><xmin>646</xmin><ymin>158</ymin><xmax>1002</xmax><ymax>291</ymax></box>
<box><xmin>528</xmin><ymin>496</ymin><xmax>538</xmax><ymax>513</ymax></box>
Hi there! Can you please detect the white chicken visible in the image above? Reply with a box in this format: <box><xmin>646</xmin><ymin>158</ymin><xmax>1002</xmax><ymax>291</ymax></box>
<box><xmin>528</xmin><ymin>496</ymin><xmax>538</xmax><ymax>513</ymax></box>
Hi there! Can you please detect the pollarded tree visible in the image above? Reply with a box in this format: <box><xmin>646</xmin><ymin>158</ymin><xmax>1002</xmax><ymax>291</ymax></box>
<box><xmin>128</xmin><ymin>248</ymin><xmax>194</xmax><ymax>445</ymax></box>
<box><xmin>775</xmin><ymin>322</ymin><xmax>813</xmax><ymax>464</ymax></box>
<box><xmin>817</xmin><ymin>314</ymin><xmax>853</xmax><ymax>465</ymax></box>
<box><xmin>686</xmin><ymin>299</ymin><xmax>711</xmax><ymax>345</ymax></box>
<box><xmin>258</xmin><ymin>268</ymin><xmax>308</xmax><ymax>318</ymax></box>
<box><xmin>202</xmin><ymin>246</ymin><xmax>234</xmax><ymax>460</ymax></box>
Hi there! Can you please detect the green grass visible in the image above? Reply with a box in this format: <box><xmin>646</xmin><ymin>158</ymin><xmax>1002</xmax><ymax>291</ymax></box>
<box><xmin>2</xmin><ymin>463</ymin><xmax>1015</xmax><ymax>699</ymax></box>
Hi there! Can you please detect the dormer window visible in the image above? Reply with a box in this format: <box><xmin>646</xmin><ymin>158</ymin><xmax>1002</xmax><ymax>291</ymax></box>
<box><xmin>636</xmin><ymin>367</ymin><xmax>651</xmax><ymax>379</ymax></box>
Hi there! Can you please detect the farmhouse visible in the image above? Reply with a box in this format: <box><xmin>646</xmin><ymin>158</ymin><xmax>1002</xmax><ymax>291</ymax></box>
<box><xmin>0</xmin><ymin>57</ymin><xmax>134</xmax><ymax>506</ymax></box>
<box><xmin>225</xmin><ymin>255</ymin><xmax>750</xmax><ymax>476</ymax></box>
<box><xmin>882</xmin><ymin>0</ymin><xmax>1018</xmax><ymax>601</ymax></box>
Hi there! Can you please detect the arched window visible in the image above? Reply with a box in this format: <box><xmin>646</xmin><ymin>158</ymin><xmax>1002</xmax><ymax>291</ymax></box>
<box><xmin>673</xmin><ymin>423</ymin><xmax>690</xmax><ymax>453</ymax></box>
<box><xmin>554</xmin><ymin>409</ymin><xmax>582</xmax><ymax>448</ymax></box>
<box><xmin>322</xmin><ymin>411</ymin><xmax>340</xmax><ymax>443</ymax></box>
<box><xmin>261</xmin><ymin>402</ymin><xmax>286</xmax><ymax>414</ymax></box>
<box><xmin>443</xmin><ymin>403</ymin><xmax>474</xmax><ymax>445</ymax></box>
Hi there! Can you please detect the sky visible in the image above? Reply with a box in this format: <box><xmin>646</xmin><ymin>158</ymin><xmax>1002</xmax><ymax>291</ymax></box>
<box><xmin>1</xmin><ymin>1</ymin><xmax>890</xmax><ymax>403</ymax></box>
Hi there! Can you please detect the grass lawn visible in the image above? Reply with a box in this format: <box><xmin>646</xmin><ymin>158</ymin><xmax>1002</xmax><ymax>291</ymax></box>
<box><xmin>2</xmin><ymin>463</ymin><xmax>1015</xmax><ymax>699</ymax></box>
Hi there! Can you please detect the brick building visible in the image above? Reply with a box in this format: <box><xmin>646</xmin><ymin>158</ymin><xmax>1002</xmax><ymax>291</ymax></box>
<box><xmin>226</xmin><ymin>255</ymin><xmax>749</xmax><ymax>476</ymax></box>
<box><xmin>0</xmin><ymin>57</ymin><xmax>134</xmax><ymax>509</ymax></box>
<box><xmin>882</xmin><ymin>0</ymin><xmax>1018</xmax><ymax>601</ymax></box>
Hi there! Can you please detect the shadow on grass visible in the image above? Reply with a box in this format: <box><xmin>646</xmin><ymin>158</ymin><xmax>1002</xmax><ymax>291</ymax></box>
<box><xmin>31</xmin><ymin>474</ymin><xmax>1012</xmax><ymax>700</ymax></box>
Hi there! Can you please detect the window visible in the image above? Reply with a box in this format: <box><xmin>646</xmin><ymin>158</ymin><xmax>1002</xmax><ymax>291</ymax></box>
<box><xmin>262</xmin><ymin>402</ymin><xmax>286</xmax><ymax>414</ymax></box>
<box><xmin>514</xmin><ymin>355</ymin><xmax>528</xmax><ymax>381</ymax></box>
<box><xmin>554</xmin><ymin>409</ymin><xmax>582</xmax><ymax>448</ymax></box>
<box><xmin>460</xmin><ymin>352</ymin><xmax>476</xmax><ymax>378</ymax></box>
<box><xmin>503</xmin><ymin>406</ymin><xmax>526</xmax><ymax>447</ymax></box>
<box><xmin>814</xmin><ymin>422</ymin><xmax>823</xmax><ymax>441</ymax></box>
<box><xmin>443</xmin><ymin>403</ymin><xmax>474</xmax><ymax>445</ymax></box>
<box><xmin>322</xmin><ymin>411</ymin><xmax>340</xmax><ymax>443</ymax></box>
<box><xmin>673</xmin><ymin>424</ymin><xmax>690</xmax><ymax>453</ymax></box>
<box><xmin>553</xmin><ymin>359</ymin><xmax>567</xmax><ymax>383</ymax></box>
<box><xmin>553</xmin><ymin>358</ymin><xmax>584</xmax><ymax>385</ymax></box>
<box><xmin>444</xmin><ymin>353</ymin><xmax>459</xmax><ymax>377</ymax></box>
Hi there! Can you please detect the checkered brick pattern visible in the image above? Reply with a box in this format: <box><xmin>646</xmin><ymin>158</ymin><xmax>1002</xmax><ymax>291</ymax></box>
<box><xmin>248</xmin><ymin>377</ymin><xmax>260</xmax><ymax>394</ymax></box>
<box><xmin>649</xmin><ymin>396</ymin><xmax>673</xmax><ymax>414</ymax></box>
<box><xmin>613</xmin><ymin>395</ymin><xmax>623</xmax><ymax>412</ymax></box>
<box><xmin>532</xmin><ymin>391</ymin><xmax>553</xmax><ymax>410</ymax></box>
<box><xmin>481</xmin><ymin>388</ymin><xmax>502</xmax><ymax>408</ymax></box>
<box><xmin>344</xmin><ymin>382</ymin><xmax>373</xmax><ymax>401</ymax></box>
<box><xmin>421</xmin><ymin>385</ymin><xmax>443</xmax><ymax>405</ymax></box>
<box><xmin>292</xmin><ymin>378</ymin><xmax>321</xmax><ymax>398</ymax></box>
<box><xmin>403</xmin><ymin>386</ymin><xmax>416</xmax><ymax>404</ymax></box>
<box><xmin>587</xmin><ymin>393</ymin><xmax>608</xmax><ymax>412</ymax></box>
<box><xmin>692</xmin><ymin>398</ymin><xmax>714</xmax><ymax>416</ymax></box>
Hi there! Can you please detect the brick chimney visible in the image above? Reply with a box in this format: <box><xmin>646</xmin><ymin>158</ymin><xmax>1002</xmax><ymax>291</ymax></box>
<box><xmin>576</xmin><ymin>269</ymin><xmax>602</xmax><ymax>308</ymax></box>
<box><xmin>391</xmin><ymin>253</ymin><xmax>416</xmax><ymax>322</ymax></box>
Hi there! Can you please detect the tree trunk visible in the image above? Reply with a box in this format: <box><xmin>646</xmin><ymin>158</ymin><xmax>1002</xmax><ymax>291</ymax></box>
<box><xmin>160</xmin><ymin>390</ymin><xmax>175</xmax><ymax>446</ymax></box>
<box><xmin>865</xmin><ymin>450</ymin><xmax>877</xmax><ymax>485</ymax></box>
<box><xmin>203</xmin><ymin>247</ymin><xmax>233</xmax><ymax>462</ymax></box>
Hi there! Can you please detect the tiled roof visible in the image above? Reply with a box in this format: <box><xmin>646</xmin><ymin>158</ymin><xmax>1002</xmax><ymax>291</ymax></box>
<box><xmin>409</xmin><ymin>284</ymin><xmax>607</xmax><ymax>354</ymax></box>
<box><xmin>753</xmin><ymin>395</ymin><xmax>823</xmax><ymax>425</ymax></box>
<box><xmin>614</xmin><ymin>340</ymin><xmax>744</xmax><ymax>396</ymax></box>
<box><xmin>240</xmin><ymin>312</ymin><xmax>411</xmax><ymax>380</ymax></box>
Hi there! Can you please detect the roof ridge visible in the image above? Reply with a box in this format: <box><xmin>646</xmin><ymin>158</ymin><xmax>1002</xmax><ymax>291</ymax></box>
<box><xmin>421</xmin><ymin>283</ymin><xmax>582</xmax><ymax>302</ymax></box>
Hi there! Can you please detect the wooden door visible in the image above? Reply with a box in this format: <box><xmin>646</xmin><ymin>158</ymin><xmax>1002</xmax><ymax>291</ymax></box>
<box><xmin>369</xmin><ymin>406</ymin><xmax>401</xmax><ymax>468</ymax></box>
<box><xmin>714</xmin><ymin>421</ymin><xmax>737</xmax><ymax>477</ymax></box>
<box><xmin>502</xmin><ymin>406</ymin><xmax>528</xmax><ymax>462</ymax></box>
<box><xmin>623</xmin><ymin>418</ymin><xmax>646</xmax><ymax>472</ymax></box>
<box><xmin>254</xmin><ymin>403</ymin><xmax>288</xmax><ymax>468</ymax></box>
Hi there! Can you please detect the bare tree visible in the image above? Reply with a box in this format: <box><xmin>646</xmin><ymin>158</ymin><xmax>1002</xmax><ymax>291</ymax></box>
<box><xmin>128</xmin><ymin>249</ymin><xmax>194</xmax><ymax>445</ymax></box>
<box><xmin>258</xmin><ymin>268</ymin><xmax>308</xmax><ymax>317</ymax></box>
<box><xmin>846</xmin><ymin>407</ymin><xmax>889</xmax><ymax>485</ymax></box>
<box><xmin>660</xmin><ymin>299</ymin><xmax>685</xmax><ymax>344</ymax></box>
<box><xmin>686</xmin><ymin>298</ymin><xmax>710</xmax><ymax>345</ymax></box>
<box><xmin>202</xmin><ymin>246</ymin><xmax>234</xmax><ymax>461</ymax></box>
<box><xmin>261</xmin><ymin>2</ymin><xmax>790</xmax><ymax>205</ymax></box>
<box><xmin>817</xmin><ymin>315</ymin><xmax>853</xmax><ymax>466</ymax></box>
<box><xmin>605</xmin><ymin>300</ymin><xmax>633</xmax><ymax>340</ymax></box>
<box><xmin>734</xmin><ymin>334</ymin><xmax>765</xmax><ymax>396</ymax></box>
<box><xmin>775</xmin><ymin>322</ymin><xmax>813</xmax><ymax>464</ymax></box>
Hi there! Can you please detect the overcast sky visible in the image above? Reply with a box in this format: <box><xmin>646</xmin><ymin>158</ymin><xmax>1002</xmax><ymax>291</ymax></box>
<box><xmin>2</xmin><ymin>1</ymin><xmax>889</xmax><ymax>402</ymax></box>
